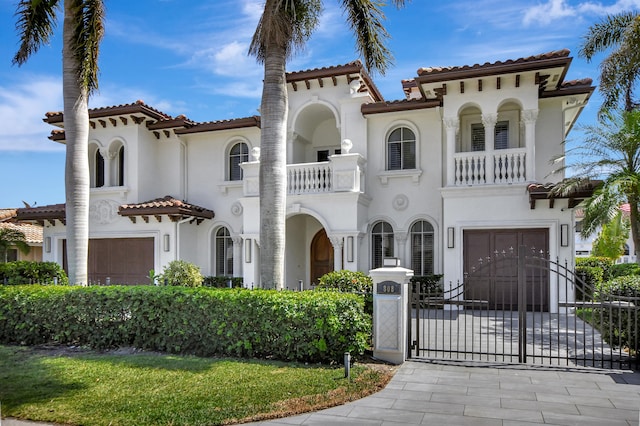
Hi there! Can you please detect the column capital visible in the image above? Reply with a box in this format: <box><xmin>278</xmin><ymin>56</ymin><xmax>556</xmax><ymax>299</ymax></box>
<box><xmin>482</xmin><ymin>112</ymin><xmax>498</xmax><ymax>128</ymax></box>
<box><xmin>521</xmin><ymin>109</ymin><xmax>539</xmax><ymax>124</ymax></box>
<box><xmin>443</xmin><ymin>116</ymin><xmax>459</xmax><ymax>132</ymax></box>
<box><xmin>329</xmin><ymin>235</ymin><xmax>344</xmax><ymax>249</ymax></box>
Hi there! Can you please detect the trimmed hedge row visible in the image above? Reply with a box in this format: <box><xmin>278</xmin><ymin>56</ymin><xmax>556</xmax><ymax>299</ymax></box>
<box><xmin>0</xmin><ymin>261</ymin><xmax>68</xmax><ymax>286</ymax></box>
<box><xmin>0</xmin><ymin>285</ymin><xmax>370</xmax><ymax>363</ymax></box>
<box><xmin>594</xmin><ymin>276</ymin><xmax>640</xmax><ymax>353</ymax></box>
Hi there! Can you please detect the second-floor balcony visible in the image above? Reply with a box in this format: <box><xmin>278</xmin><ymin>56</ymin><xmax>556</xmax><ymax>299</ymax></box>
<box><xmin>241</xmin><ymin>152</ymin><xmax>366</xmax><ymax>197</ymax></box>
<box><xmin>453</xmin><ymin>148</ymin><xmax>527</xmax><ymax>186</ymax></box>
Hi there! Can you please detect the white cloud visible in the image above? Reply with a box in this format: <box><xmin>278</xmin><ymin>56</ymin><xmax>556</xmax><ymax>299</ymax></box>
<box><xmin>523</xmin><ymin>0</ymin><xmax>640</xmax><ymax>26</ymax></box>
<box><xmin>0</xmin><ymin>74</ymin><xmax>64</xmax><ymax>152</ymax></box>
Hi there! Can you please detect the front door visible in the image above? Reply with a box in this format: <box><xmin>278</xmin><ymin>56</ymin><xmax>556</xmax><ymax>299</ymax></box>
<box><xmin>310</xmin><ymin>229</ymin><xmax>333</xmax><ymax>285</ymax></box>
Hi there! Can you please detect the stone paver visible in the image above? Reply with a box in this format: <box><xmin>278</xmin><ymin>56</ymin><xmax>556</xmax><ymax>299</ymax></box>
<box><xmin>4</xmin><ymin>359</ymin><xmax>640</xmax><ymax>426</ymax></box>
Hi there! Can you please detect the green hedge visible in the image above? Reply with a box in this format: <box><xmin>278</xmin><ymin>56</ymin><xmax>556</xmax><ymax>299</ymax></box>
<box><xmin>203</xmin><ymin>276</ymin><xmax>244</xmax><ymax>288</ymax></box>
<box><xmin>316</xmin><ymin>270</ymin><xmax>373</xmax><ymax>315</ymax></box>
<box><xmin>0</xmin><ymin>285</ymin><xmax>370</xmax><ymax>363</ymax></box>
<box><xmin>574</xmin><ymin>265</ymin><xmax>603</xmax><ymax>301</ymax></box>
<box><xmin>0</xmin><ymin>261</ymin><xmax>68</xmax><ymax>286</ymax></box>
<box><xmin>575</xmin><ymin>257</ymin><xmax>614</xmax><ymax>280</ymax></box>
<box><xmin>594</xmin><ymin>276</ymin><xmax>640</xmax><ymax>353</ymax></box>
<box><xmin>609</xmin><ymin>263</ymin><xmax>640</xmax><ymax>279</ymax></box>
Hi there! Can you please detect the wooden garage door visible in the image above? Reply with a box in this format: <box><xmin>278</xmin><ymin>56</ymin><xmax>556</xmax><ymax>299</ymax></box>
<box><xmin>88</xmin><ymin>238</ymin><xmax>154</xmax><ymax>285</ymax></box>
<box><xmin>463</xmin><ymin>229</ymin><xmax>549</xmax><ymax>311</ymax></box>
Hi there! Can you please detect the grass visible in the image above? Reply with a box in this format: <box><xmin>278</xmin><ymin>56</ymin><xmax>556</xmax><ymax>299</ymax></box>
<box><xmin>0</xmin><ymin>345</ymin><xmax>394</xmax><ymax>426</ymax></box>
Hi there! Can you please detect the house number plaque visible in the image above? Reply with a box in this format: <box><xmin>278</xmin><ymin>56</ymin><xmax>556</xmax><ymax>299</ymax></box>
<box><xmin>377</xmin><ymin>281</ymin><xmax>401</xmax><ymax>295</ymax></box>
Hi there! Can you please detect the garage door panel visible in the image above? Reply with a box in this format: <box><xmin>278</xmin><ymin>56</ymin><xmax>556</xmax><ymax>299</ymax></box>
<box><xmin>88</xmin><ymin>238</ymin><xmax>154</xmax><ymax>285</ymax></box>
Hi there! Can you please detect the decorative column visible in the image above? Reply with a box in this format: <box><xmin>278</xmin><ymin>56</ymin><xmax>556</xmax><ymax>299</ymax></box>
<box><xmin>482</xmin><ymin>113</ymin><xmax>498</xmax><ymax>184</ymax></box>
<box><xmin>99</xmin><ymin>147</ymin><xmax>111</xmax><ymax>187</ymax></box>
<box><xmin>395</xmin><ymin>232</ymin><xmax>409</xmax><ymax>269</ymax></box>
<box><xmin>329</xmin><ymin>235</ymin><xmax>344</xmax><ymax>271</ymax></box>
<box><xmin>443</xmin><ymin>117</ymin><xmax>459</xmax><ymax>186</ymax></box>
<box><xmin>521</xmin><ymin>109</ymin><xmax>538</xmax><ymax>182</ymax></box>
<box><xmin>232</xmin><ymin>236</ymin><xmax>243</xmax><ymax>278</ymax></box>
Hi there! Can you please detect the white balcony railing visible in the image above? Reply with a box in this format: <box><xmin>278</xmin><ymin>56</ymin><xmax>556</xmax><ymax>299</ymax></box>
<box><xmin>453</xmin><ymin>148</ymin><xmax>526</xmax><ymax>186</ymax></box>
<box><xmin>241</xmin><ymin>153</ymin><xmax>365</xmax><ymax>197</ymax></box>
<box><xmin>287</xmin><ymin>162</ymin><xmax>332</xmax><ymax>194</ymax></box>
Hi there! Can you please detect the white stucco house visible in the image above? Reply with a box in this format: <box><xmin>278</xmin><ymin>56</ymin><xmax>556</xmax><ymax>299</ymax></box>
<box><xmin>18</xmin><ymin>49</ymin><xmax>595</xmax><ymax>304</ymax></box>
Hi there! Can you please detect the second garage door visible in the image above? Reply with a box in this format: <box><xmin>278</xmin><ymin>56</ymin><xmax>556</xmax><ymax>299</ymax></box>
<box><xmin>88</xmin><ymin>237</ymin><xmax>154</xmax><ymax>285</ymax></box>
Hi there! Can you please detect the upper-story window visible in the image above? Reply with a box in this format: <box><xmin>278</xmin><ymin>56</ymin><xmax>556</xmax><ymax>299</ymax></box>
<box><xmin>371</xmin><ymin>221</ymin><xmax>394</xmax><ymax>269</ymax></box>
<box><xmin>95</xmin><ymin>149</ymin><xmax>105</xmax><ymax>188</ymax></box>
<box><xmin>229</xmin><ymin>142</ymin><xmax>249</xmax><ymax>181</ymax></box>
<box><xmin>471</xmin><ymin>121</ymin><xmax>510</xmax><ymax>151</ymax></box>
<box><xmin>115</xmin><ymin>145</ymin><xmax>125</xmax><ymax>186</ymax></box>
<box><xmin>387</xmin><ymin>127</ymin><xmax>416</xmax><ymax>170</ymax></box>
<box><xmin>410</xmin><ymin>220</ymin><xmax>434</xmax><ymax>275</ymax></box>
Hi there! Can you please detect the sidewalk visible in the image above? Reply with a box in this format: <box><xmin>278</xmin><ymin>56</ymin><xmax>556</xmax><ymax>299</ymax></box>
<box><xmin>4</xmin><ymin>359</ymin><xmax>640</xmax><ymax>425</ymax></box>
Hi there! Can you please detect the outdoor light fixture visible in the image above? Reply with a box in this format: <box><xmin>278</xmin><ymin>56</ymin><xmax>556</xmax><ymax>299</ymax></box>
<box><xmin>245</xmin><ymin>239</ymin><xmax>252</xmax><ymax>263</ymax></box>
<box><xmin>44</xmin><ymin>237</ymin><xmax>51</xmax><ymax>253</ymax></box>
<box><xmin>560</xmin><ymin>224</ymin><xmax>569</xmax><ymax>247</ymax></box>
<box><xmin>163</xmin><ymin>234</ymin><xmax>170</xmax><ymax>252</ymax></box>
<box><xmin>347</xmin><ymin>236</ymin><xmax>354</xmax><ymax>262</ymax></box>
<box><xmin>447</xmin><ymin>227</ymin><xmax>455</xmax><ymax>248</ymax></box>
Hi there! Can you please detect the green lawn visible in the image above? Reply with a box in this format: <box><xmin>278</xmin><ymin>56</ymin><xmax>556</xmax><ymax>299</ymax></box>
<box><xmin>0</xmin><ymin>345</ymin><xmax>393</xmax><ymax>426</ymax></box>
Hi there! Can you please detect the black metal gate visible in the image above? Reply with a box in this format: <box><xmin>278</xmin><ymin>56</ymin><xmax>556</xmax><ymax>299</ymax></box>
<box><xmin>409</xmin><ymin>246</ymin><xmax>639</xmax><ymax>369</ymax></box>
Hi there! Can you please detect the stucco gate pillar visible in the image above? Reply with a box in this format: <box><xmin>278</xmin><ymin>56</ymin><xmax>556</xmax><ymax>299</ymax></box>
<box><xmin>370</xmin><ymin>259</ymin><xmax>413</xmax><ymax>365</ymax></box>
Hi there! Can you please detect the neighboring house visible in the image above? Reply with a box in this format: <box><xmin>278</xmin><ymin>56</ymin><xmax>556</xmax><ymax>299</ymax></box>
<box><xmin>574</xmin><ymin>205</ymin><xmax>637</xmax><ymax>263</ymax></box>
<box><xmin>18</xmin><ymin>49</ymin><xmax>595</xmax><ymax>308</ymax></box>
<box><xmin>0</xmin><ymin>208</ymin><xmax>43</xmax><ymax>262</ymax></box>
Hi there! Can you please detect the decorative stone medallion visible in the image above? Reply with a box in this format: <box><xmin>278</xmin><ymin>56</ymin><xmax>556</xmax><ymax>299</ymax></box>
<box><xmin>392</xmin><ymin>194</ymin><xmax>409</xmax><ymax>211</ymax></box>
<box><xmin>89</xmin><ymin>199</ymin><xmax>120</xmax><ymax>224</ymax></box>
<box><xmin>230</xmin><ymin>201</ymin><xmax>243</xmax><ymax>216</ymax></box>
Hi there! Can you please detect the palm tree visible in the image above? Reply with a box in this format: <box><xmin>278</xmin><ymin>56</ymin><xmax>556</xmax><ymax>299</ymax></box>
<box><xmin>554</xmin><ymin>110</ymin><xmax>640</xmax><ymax>264</ymax></box>
<box><xmin>0</xmin><ymin>228</ymin><xmax>30</xmax><ymax>263</ymax></box>
<box><xmin>580</xmin><ymin>11</ymin><xmax>640</xmax><ymax>114</ymax></box>
<box><xmin>249</xmin><ymin>0</ymin><xmax>406</xmax><ymax>289</ymax></box>
<box><xmin>13</xmin><ymin>0</ymin><xmax>104</xmax><ymax>285</ymax></box>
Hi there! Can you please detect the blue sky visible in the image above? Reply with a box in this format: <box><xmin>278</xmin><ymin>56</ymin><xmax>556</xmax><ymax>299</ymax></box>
<box><xmin>1</xmin><ymin>0</ymin><xmax>638</xmax><ymax>208</ymax></box>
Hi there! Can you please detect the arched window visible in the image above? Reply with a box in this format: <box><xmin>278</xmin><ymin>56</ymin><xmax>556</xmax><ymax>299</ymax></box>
<box><xmin>371</xmin><ymin>221</ymin><xmax>394</xmax><ymax>269</ymax></box>
<box><xmin>387</xmin><ymin>127</ymin><xmax>416</xmax><ymax>170</ymax></box>
<box><xmin>117</xmin><ymin>145</ymin><xmax>125</xmax><ymax>186</ymax></box>
<box><xmin>215</xmin><ymin>227</ymin><xmax>234</xmax><ymax>276</ymax></box>
<box><xmin>410</xmin><ymin>220</ymin><xmax>434</xmax><ymax>275</ymax></box>
<box><xmin>95</xmin><ymin>149</ymin><xmax>105</xmax><ymax>188</ymax></box>
<box><xmin>229</xmin><ymin>142</ymin><xmax>249</xmax><ymax>181</ymax></box>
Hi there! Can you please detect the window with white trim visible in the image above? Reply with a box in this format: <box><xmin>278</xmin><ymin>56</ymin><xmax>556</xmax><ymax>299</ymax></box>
<box><xmin>470</xmin><ymin>121</ymin><xmax>510</xmax><ymax>151</ymax></box>
<box><xmin>371</xmin><ymin>221</ymin><xmax>394</xmax><ymax>269</ymax></box>
<box><xmin>410</xmin><ymin>220</ymin><xmax>434</xmax><ymax>275</ymax></box>
<box><xmin>215</xmin><ymin>227</ymin><xmax>234</xmax><ymax>276</ymax></box>
<box><xmin>229</xmin><ymin>142</ymin><xmax>249</xmax><ymax>181</ymax></box>
<box><xmin>387</xmin><ymin>127</ymin><xmax>416</xmax><ymax>170</ymax></box>
<box><xmin>95</xmin><ymin>149</ymin><xmax>105</xmax><ymax>188</ymax></box>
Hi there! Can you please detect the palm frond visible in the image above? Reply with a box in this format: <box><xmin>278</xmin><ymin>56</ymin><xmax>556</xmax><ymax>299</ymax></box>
<box><xmin>579</xmin><ymin>11</ymin><xmax>637</xmax><ymax>61</ymax></box>
<box><xmin>13</xmin><ymin>0</ymin><xmax>60</xmax><ymax>65</ymax></box>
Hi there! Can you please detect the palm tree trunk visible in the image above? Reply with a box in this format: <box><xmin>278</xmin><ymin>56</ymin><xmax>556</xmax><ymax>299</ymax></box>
<box><xmin>63</xmin><ymin>2</ymin><xmax>90</xmax><ymax>285</ymax></box>
<box><xmin>259</xmin><ymin>43</ymin><xmax>288</xmax><ymax>289</ymax></box>
<box><xmin>628</xmin><ymin>194</ymin><xmax>640</xmax><ymax>265</ymax></box>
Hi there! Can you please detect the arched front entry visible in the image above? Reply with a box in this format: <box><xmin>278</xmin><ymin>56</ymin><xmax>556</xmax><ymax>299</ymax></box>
<box><xmin>310</xmin><ymin>229</ymin><xmax>333</xmax><ymax>285</ymax></box>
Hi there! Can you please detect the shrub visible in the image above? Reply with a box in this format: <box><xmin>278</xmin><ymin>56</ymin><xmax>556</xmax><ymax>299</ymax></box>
<box><xmin>609</xmin><ymin>263</ymin><xmax>640</xmax><ymax>279</ymax></box>
<box><xmin>574</xmin><ymin>265</ymin><xmax>603</xmax><ymax>301</ymax></box>
<box><xmin>594</xmin><ymin>275</ymin><xmax>640</xmax><ymax>354</ymax></box>
<box><xmin>410</xmin><ymin>275</ymin><xmax>444</xmax><ymax>295</ymax></box>
<box><xmin>575</xmin><ymin>257</ymin><xmax>614</xmax><ymax>280</ymax></box>
<box><xmin>158</xmin><ymin>260</ymin><xmax>203</xmax><ymax>287</ymax></box>
<box><xmin>316</xmin><ymin>270</ymin><xmax>373</xmax><ymax>315</ymax></box>
<box><xmin>203</xmin><ymin>276</ymin><xmax>244</xmax><ymax>288</ymax></box>
<box><xmin>0</xmin><ymin>261</ymin><xmax>68</xmax><ymax>286</ymax></box>
<box><xmin>0</xmin><ymin>285</ymin><xmax>370</xmax><ymax>363</ymax></box>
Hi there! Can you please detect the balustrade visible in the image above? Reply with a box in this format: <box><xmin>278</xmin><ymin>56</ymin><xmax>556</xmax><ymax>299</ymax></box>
<box><xmin>453</xmin><ymin>148</ymin><xmax>526</xmax><ymax>186</ymax></box>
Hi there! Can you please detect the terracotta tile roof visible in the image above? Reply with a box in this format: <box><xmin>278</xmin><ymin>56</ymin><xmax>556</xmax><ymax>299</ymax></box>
<box><xmin>44</xmin><ymin>100</ymin><xmax>174</xmax><ymax>125</ymax></box>
<box><xmin>0</xmin><ymin>222</ymin><xmax>43</xmax><ymax>244</ymax></box>
<box><xmin>417</xmin><ymin>49</ymin><xmax>571</xmax><ymax>77</ymax></box>
<box><xmin>527</xmin><ymin>180</ymin><xmax>601</xmax><ymax>210</ymax></box>
<box><xmin>15</xmin><ymin>203</ymin><xmax>66</xmax><ymax>224</ymax></box>
<box><xmin>175</xmin><ymin>116</ymin><xmax>261</xmax><ymax>135</ymax></box>
<box><xmin>361</xmin><ymin>98</ymin><xmax>440</xmax><ymax>115</ymax></box>
<box><xmin>0</xmin><ymin>209</ymin><xmax>17</xmax><ymax>222</ymax></box>
<box><xmin>119</xmin><ymin>196</ymin><xmax>214</xmax><ymax>220</ymax></box>
<box><xmin>415</xmin><ymin>49</ymin><xmax>572</xmax><ymax>86</ymax></box>
<box><xmin>286</xmin><ymin>60</ymin><xmax>384</xmax><ymax>102</ymax></box>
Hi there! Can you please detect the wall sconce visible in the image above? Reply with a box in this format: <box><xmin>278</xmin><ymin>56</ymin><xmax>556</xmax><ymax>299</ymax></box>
<box><xmin>447</xmin><ymin>227</ymin><xmax>455</xmax><ymax>249</ymax></box>
<box><xmin>560</xmin><ymin>224</ymin><xmax>569</xmax><ymax>247</ymax></box>
<box><xmin>346</xmin><ymin>236</ymin><xmax>354</xmax><ymax>263</ymax></box>
<box><xmin>245</xmin><ymin>239</ymin><xmax>252</xmax><ymax>263</ymax></box>
<box><xmin>44</xmin><ymin>236</ymin><xmax>51</xmax><ymax>253</ymax></box>
<box><xmin>163</xmin><ymin>234</ymin><xmax>170</xmax><ymax>252</ymax></box>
